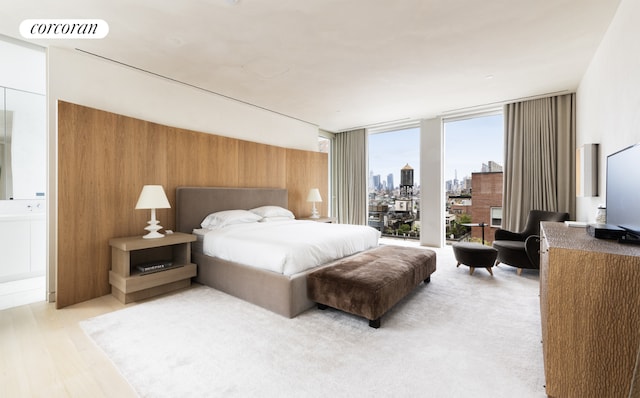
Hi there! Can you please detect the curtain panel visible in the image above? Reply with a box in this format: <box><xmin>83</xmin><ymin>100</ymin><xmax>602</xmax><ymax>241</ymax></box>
<box><xmin>503</xmin><ymin>94</ymin><xmax>576</xmax><ymax>231</ymax></box>
<box><xmin>332</xmin><ymin>128</ymin><xmax>367</xmax><ymax>225</ymax></box>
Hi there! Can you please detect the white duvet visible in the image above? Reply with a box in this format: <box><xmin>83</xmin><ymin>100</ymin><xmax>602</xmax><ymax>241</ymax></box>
<box><xmin>198</xmin><ymin>220</ymin><xmax>380</xmax><ymax>276</ymax></box>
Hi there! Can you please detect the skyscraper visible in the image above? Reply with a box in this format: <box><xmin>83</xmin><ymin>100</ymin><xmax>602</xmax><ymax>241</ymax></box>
<box><xmin>373</xmin><ymin>174</ymin><xmax>381</xmax><ymax>191</ymax></box>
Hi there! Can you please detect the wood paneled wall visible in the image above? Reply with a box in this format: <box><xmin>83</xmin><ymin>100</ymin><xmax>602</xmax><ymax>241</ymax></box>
<box><xmin>57</xmin><ymin>101</ymin><xmax>327</xmax><ymax>308</ymax></box>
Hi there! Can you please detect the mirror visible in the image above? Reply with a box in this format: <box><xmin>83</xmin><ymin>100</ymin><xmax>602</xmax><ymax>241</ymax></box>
<box><xmin>0</xmin><ymin>88</ymin><xmax>46</xmax><ymax>200</ymax></box>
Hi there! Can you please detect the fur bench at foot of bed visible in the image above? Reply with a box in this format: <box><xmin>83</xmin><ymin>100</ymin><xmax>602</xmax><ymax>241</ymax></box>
<box><xmin>307</xmin><ymin>245</ymin><xmax>437</xmax><ymax>328</ymax></box>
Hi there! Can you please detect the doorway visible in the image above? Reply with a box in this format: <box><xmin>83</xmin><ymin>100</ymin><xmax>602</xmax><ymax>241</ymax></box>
<box><xmin>0</xmin><ymin>37</ymin><xmax>47</xmax><ymax>310</ymax></box>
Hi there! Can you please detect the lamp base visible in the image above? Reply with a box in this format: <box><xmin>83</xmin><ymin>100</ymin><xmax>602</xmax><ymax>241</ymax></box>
<box><xmin>310</xmin><ymin>202</ymin><xmax>320</xmax><ymax>219</ymax></box>
<box><xmin>142</xmin><ymin>218</ymin><xmax>165</xmax><ymax>239</ymax></box>
<box><xmin>142</xmin><ymin>230</ymin><xmax>165</xmax><ymax>239</ymax></box>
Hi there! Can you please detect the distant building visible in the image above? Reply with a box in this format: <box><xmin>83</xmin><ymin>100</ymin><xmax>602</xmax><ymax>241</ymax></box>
<box><xmin>470</xmin><ymin>171</ymin><xmax>503</xmax><ymax>243</ymax></box>
<box><xmin>461</xmin><ymin>176</ymin><xmax>472</xmax><ymax>194</ymax></box>
<box><xmin>386</xmin><ymin>173</ymin><xmax>394</xmax><ymax>191</ymax></box>
<box><xmin>372</xmin><ymin>174</ymin><xmax>381</xmax><ymax>191</ymax></box>
<box><xmin>481</xmin><ymin>161</ymin><xmax>503</xmax><ymax>173</ymax></box>
<box><xmin>449</xmin><ymin>197</ymin><xmax>472</xmax><ymax>216</ymax></box>
<box><xmin>446</xmin><ymin>175</ymin><xmax>472</xmax><ymax>196</ymax></box>
<box><xmin>446</xmin><ymin>179</ymin><xmax>453</xmax><ymax>193</ymax></box>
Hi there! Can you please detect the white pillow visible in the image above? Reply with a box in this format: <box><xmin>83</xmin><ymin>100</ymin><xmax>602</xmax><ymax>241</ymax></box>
<box><xmin>200</xmin><ymin>209</ymin><xmax>262</xmax><ymax>229</ymax></box>
<box><xmin>249</xmin><ymin>205</ymin><xmax>295</xmax><ymax>219</ymax></box>
<box><xmin>259</xmin><ymin>216</ymin><xmax>294</xmax><ymax>223</ymax></box>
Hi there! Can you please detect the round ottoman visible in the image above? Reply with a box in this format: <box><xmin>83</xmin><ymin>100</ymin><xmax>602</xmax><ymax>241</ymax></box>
<box><xmin>452</xmin><ymin>242</ymin><xmax>498</xmax><ymax>275</ymax></box>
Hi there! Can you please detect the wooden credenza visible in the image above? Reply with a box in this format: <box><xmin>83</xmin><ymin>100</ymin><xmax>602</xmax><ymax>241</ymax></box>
<box><xmin>540</xmin><ymin>222</ymin><xmax>640</xmax><ymax>397</ymax></box>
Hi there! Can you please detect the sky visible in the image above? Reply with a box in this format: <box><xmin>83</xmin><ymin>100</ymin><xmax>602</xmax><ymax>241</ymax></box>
<box><xmin>369</xmin><ymin>127</ymin><xmax>420</xmax><ymax>187</ymax></box>
<box><xmin>443</xmin><ymin>114</ymin><xmax>504</xmax><ymax>182</ymax></box>
<box><xmin>368</xmin><ymin>114</ymin><xmax>503</xmax><ymax>187</ymax></box>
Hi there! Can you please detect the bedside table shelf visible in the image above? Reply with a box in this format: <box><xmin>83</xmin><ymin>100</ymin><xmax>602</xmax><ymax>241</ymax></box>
<box><xmin>108</xmin><ymin>232</ymin><xmax>197</xmax><ymax>303</ymax></box>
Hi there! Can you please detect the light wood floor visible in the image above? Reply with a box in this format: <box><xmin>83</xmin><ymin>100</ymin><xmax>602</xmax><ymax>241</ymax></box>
<box><xmin>0</xmin><ymin>293</ymin><xmax>138</xmax><ymax>397</ymax></box>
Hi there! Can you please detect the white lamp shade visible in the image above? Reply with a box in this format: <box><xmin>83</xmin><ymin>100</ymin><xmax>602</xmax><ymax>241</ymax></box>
<box><xmin>307</xmin><ymin>188</ymin><xmax>322</xmax><ymax>202</ymax></box>
<box><xmin>135</xmin><ymin>185</ymin><xmax>171</xmax><ymax>209</ymax></box>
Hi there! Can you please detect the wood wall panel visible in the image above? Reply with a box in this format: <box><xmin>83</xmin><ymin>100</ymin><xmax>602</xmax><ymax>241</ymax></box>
<box><xmin>238</xmin><ymin>141</ymin><xmax>287</xmax><ymax>189</ymax></box>
<box><xmin>59</xmin><ymin>104</ymin><xmax>116</xmax><ymax>306</ymax></box>
<box><xmin>168</xmin><ymin>129</ymin><xmax>240</xmax><ymax>188</ymax></box>
<box><xmin>285</xmin><ymin>149</ymin><xmax>328</xmax><ymax>218</ymax></box>
<box><xmin>57</xmin><ymin>101</ymin><xmax>327</xmax><ymax>308</ymax></box>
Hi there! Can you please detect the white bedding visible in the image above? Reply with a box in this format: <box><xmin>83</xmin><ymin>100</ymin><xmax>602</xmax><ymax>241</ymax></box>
<box><xmin>196</xmin><ymin>220</ymin><xmax>381</xmax><ymax>276</ymax></box>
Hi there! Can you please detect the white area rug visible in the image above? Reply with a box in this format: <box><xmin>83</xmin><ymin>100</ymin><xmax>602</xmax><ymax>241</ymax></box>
<box><xmin>81</xmin><ymin>245</ymin><xmax>546</xmax><ymax>398</ymax></box>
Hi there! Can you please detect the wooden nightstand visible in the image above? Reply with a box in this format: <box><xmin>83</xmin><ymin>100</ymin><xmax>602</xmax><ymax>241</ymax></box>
<box><xmin>108</xmin><ymin>232</ymin><xmax>197</xmax><ymax>303</ymax></box>
<box><xmin>300</xmin><ymin>217</ymin><xmax>336</xmax><ymax>223</ymax></box>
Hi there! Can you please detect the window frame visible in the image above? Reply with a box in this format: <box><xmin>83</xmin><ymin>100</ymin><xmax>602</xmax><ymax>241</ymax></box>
<box><xmin>490</xmin><ymin>207</ymin><xmax>503</xmax><ymax>228</ymax></box>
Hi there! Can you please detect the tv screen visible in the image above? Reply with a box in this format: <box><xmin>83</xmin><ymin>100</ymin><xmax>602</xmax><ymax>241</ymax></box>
<box><xmin>606</xmin><ymin>143</ymin><xmax>640</xmax><ymax>237</ymax></box>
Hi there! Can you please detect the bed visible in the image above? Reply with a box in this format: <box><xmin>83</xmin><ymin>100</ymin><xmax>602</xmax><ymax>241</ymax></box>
<box><xmin>175</xmin><ymin>186</ymin><xmax>380</xmax><ymax>318</ymax></box>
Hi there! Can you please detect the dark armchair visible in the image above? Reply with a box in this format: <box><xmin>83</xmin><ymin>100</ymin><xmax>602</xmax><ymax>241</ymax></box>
<box><xmin>492</xmin><ymin>210</ymin><xmax>570</xmax><ymax>275</ymax></box>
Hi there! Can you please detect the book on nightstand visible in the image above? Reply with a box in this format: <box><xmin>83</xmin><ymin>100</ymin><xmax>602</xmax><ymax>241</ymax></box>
<box><xmin>136</xmin><ymin>261</ymin><xmax>176</xmax><ymax>274</ymax></box>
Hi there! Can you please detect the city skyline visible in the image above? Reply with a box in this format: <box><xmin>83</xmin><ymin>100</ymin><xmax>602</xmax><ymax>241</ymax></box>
<box><xmin>368</xmin><ymin>114</ymin><xmax>503</xmax><ymax>189</ymax></box>
<box><xmin>444</xmin><ymin>114</ymin><xmax>503</xmax><ymax>182</ymax></box>
<box><xmin>369</xmin><ymin>127</ymin><xmax>420</xmax><ymax>189</ymax></box>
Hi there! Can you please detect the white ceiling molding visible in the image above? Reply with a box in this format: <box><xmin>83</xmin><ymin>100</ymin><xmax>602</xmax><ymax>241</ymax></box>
<box><xmin>367</xmin><ymin>119</ymin><xmax>421</xmax><ymax>135</ymax></box>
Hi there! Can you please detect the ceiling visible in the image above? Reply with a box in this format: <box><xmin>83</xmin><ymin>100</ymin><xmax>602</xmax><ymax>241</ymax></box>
<box><xmin>0</xmin><ymin>0</ymin><xmax>621</xmax><ymax>132</ymax></box>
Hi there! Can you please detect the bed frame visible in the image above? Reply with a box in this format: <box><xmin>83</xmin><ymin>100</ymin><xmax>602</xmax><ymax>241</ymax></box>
<box><xmin>175</xmin><ymin>186</ymin><xmax>320</xmax><ymax>318</ymax></box>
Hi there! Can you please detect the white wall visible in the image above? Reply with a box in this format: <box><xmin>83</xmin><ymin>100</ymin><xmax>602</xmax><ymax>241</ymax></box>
<box><xmin>48</xmin><ymin>47</ymin><xmax>319</xmax><ymax>150</ymax></box>
<box><xmin>46</xmin><ymin>46</ymin><xmax>319</xmax><ymax>301</ymax></box>
<box><xmin>576</xmin><ymin>0</ymin><xmax>640</xmax><ymax>222</ymax></box>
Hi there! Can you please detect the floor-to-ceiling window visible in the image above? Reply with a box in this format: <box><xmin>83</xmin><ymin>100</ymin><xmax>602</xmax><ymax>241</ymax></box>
<box><xmin>444</xmin><ymin>112</ymin><xmax>503</xmax><ymax>244</ymax></box>
<box><xmin>368</xmin><ymin>126</ymin><xmax>420</xmax><ymax>239</ymax></box>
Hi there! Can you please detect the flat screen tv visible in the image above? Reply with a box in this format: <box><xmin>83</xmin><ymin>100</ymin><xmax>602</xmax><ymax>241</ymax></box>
<box><xmin>606</xmin><ymin>143</ymin><xmax>640</xmax><ymax>240</ymax></box>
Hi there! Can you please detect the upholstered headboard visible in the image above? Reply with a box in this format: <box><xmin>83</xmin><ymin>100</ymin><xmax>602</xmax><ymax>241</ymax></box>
<box><xmin>175</xmin><ymin>187</ymin><xmax>288</xmax><ymax>233</ymax></box>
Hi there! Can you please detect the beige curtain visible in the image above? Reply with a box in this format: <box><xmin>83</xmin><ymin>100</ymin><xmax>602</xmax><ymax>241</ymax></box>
<box><xmin>503</xmin><ymin>94</ymin><xmax>576</xmax><ymax>231</ymax></box>
<box><xmin>332</xmin><ymin>128</ymin><xmax>367</xmax><ymax>225</ymax></box>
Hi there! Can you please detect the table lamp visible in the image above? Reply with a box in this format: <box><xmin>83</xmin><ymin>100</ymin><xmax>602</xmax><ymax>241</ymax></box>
<box><xmin>307</xmin><ymin>188</ymin><xmax>322</xmax><ymax>219</ymax></box>
<box><xmin>135</xmin><ymin>185</ymin><xmax>171</xmax><ymax>239</ymax></box>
